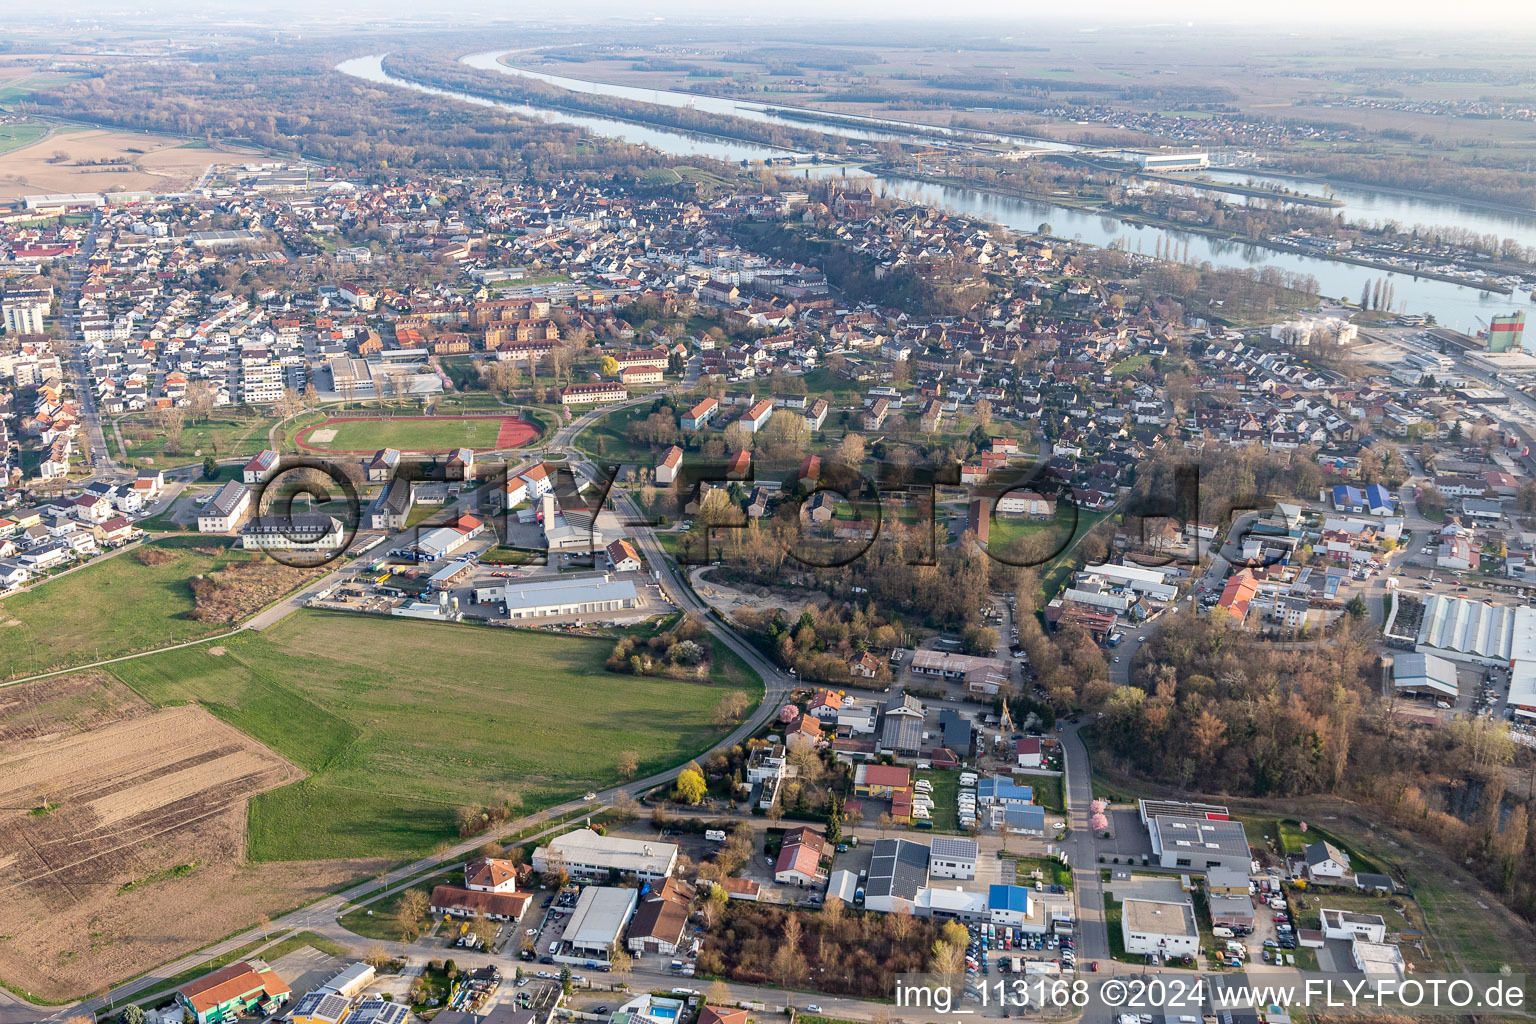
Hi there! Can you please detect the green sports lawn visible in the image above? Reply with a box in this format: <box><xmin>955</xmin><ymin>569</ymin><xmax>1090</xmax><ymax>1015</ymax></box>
<box><xmin>300</xmin><ymin>415</ymin><xmax>534</xmax><ymax>453</ymax></box>
<box><xmin>0</xmin><ymin>537</ymin><xmax>261</xmax><ymax>681</ymax></box>
<box><xmin>109</xmin><ymin>610</ymin><xmax>762</xmax><ymax>861</ymax></box>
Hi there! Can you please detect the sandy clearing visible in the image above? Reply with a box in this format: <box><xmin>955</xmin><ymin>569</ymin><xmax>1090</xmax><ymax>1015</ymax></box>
<box><xmin>689</xmin><ymin>565</ymin><xmax>828</xmax><ymax>616</ymax></box>
<box><xmin>307</xmin><ymin>428</ymin><xmax>338</xmax><ymax>443</ymax></box>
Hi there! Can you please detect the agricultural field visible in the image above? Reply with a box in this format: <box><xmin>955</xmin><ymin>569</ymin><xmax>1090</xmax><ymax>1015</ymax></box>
<box><xmin>295</xmin><ymin>414</ymin><xmax>540</xmax><ymax>453</ymax></box>
<box><xmin>0</xmin><ymin>121</ymin><xmax>46</xmax><ymax>155</ymax></box>
<box><xmin>0</xmin><ymin>127</ymin><xmax>241</xmax><ymax>200</ymax></box>
<box><xmin>0</xmin><ymin>671</ymin><xmax>374</xmax><ymax>1002</ymax></box>
<box><xmin>0</xmin><ymin>65</ymin><xmax>91</xmax><ymax>105</ymax></box>
<box><xmin>0</xmin><ymin>537</ymin><xmax>315</xmax><ymax>681</ymax></box>
<box><xmin>109</xmin><ymin>610</ymin><xmax>761</xmax><ymax>862</ymax></box>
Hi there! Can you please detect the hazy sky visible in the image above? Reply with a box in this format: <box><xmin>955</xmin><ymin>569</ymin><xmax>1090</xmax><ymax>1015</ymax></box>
<box><xmin>28</xmin><ymin>0</ymin><xmax>1536</xmax><ymax>28</ymax></box>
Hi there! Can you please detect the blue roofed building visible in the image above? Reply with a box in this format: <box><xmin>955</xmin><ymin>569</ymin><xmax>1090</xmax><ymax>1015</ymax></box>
<box><xmin>977</xmin><ymin>776</ymin><xmax>1033</xmax><ymax>807</ymax></box>
<box><xmin>988</xmin><ymin>884</ymin><xmax>1036</xmax><ymax>927</ymax></box>
<box><xmin>1364</xmin><ymin>484</ymin><xmax>1394</xmax><ymax>516</ymax></box>
<box><xmin>1004</xmin><ymin>804</ymin><xmax>1047</xmax><ymax>836</ymax></box>
<box><xmin>1332</xmin><ymin>484</ymin><xmax>1366</xmax><ymax>512</ymax></box>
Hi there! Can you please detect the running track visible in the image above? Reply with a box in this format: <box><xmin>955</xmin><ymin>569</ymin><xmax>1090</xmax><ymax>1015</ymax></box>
<box><xmin>293</xmin><ymin>415</ymin><xmax>539</xmax><ymax>453</ymax></box>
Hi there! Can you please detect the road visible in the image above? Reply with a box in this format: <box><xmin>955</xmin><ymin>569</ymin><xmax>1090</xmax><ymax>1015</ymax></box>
<box><xmin>61</xmin><ymin>211</ymin><xmax>117</xmax><ymax>478</ymax></box>
<box><xmin>7</xmin><ymin>408</ymin><xmax>793</xmax><ymax>1020</ymax></box>
<box><xmin>0</xmin><ymin>388</ymin><xmax>1284</xmax><ymax>1023</ymax></box>
<box><xmin>1058</xmin><ymin>721</ymin><xmax>1110</xmax><ymax>967</ymax></box>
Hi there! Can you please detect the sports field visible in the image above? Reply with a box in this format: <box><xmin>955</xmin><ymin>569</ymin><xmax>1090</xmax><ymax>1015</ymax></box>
<box><xmin>295</xmin><ymin>414</ymin><xmax>540</xmax><ymax>453</ymax></box>
<box><xmin>109</xmin><ymin>610</ymin><xmax>761</xmax><ymax>861</ymax></box>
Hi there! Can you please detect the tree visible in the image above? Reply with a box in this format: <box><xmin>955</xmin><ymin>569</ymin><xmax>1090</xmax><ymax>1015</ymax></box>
<box><xmin>877</xmin><ymin>811</ymin><xmax>893</xmax><ymax>836</ymax></box>
<box><xmin>928</xmin><ymin>937</ymin><xmax>965</xmax><ymax>984</ymax></box>
<box><xmin>722</xmin><ymin>421</ymin><xmax>754</xmax><ymax>454</ymax></box>
<box><xmin>1344</xmin><ymin>595</ymin><xmax>1368</xmax><ymax>618</ymax></box>
<box><xmin>470</xmin><ymin>910</ymin><xmax>497</xmax><ymax>948</ymax></box>
<box><xmin>366</xmin><ymin>944</ymin><xmax>392</xmax><ymax>969</ymax></box>
<box><xmin>972</xmin><ymin>399</ymin><xmax>993</xmax><ymax>430</ymax></box>
<box><xmin>1037</xmin><ymin>222</ymin><xmax>1052</xmax><ymax>236</ymax></box>
<box><xmin>456</xmin><ymin>803</ymin><xmax>488</xmax><ymax>837</ymax></box>
<box><xmin>610</xmin><ymin>945</ymin><xmax>634</xmax><ymax>987</ymax></box>
<box><xmin>712</xmin><ymin>690</ymin><xmax>751</xmax><ymax>725</ymax></box>
<box><xmin>676</xmin><ymin>764</ymin><xmax>708</xmax><ymax>804</ymax></box>
<box><xmin>701</xmin><ymin>883</ymin><xmax>729</xmax><ymax>927</ymax></box>
<box><xmin>396</xmin><ymin>887</ymin><xmax>430</xmax><ymax>940</ymax></box>
<box><xmin>962</xmin><ymin>625</ymin><xmax>999</xmax><ymax>656</ymax></box>
<box><xmin>612</xmin><ymin>790</ymin><xmax>642</xmax><ymax>820</ymax></box>
<box><xmin>484</xmin><ymin>360</ymin><xmax>523</xmax><ymax>395</ymax></box>
<box><xmin>616</xmin><ymin>750</ymin><xmax>640</xmax><ymax>777</ymax></box>
<box><xmin>601</xmin><ymin>356</ymin><xmax>620</xmax><ymax>377</ymax></box>
<box><xmin>759</xmin><ymin>410</ymin><xmax>811</xmax><ymax>456</ymax></box>
<box><xmin>825</xmin><ymin>796</ymin><xmax>842</xmax><ymax>844</ymax></box>
<box><xmin>118</xmin><ymin>1007</ymin><xmax>146</xmax><ymax>1024</ymax></box>
<box><xmin>706</xmin><ymin>979</ymin><xmax>732</xmax><ymax>1006</ymax></box>
<box><xmin>560</xmin><ymin>964</ymin><xmax>574</xmax><ymax>996</ymax></box>
<box><xmin>202</xmin><ymin>455</ymin><xmax>218</xmax><ymax>480</ymax></box>
<box><xmin>835</xmin><ymin>432</ymin><xmax>866</xmax><ymax>467</ymax></box>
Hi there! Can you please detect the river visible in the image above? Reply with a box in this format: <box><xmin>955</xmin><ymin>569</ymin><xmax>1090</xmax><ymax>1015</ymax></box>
<box><xmin>1202</xmin><ymin>169</ymin><xmax>1536</xmax><ymax>250</ymax></box>
<box><xmin>338</xmin><ymin>53</ymin><xmax>1535</xmax><ymax>334</ymax></box>
<box><xmin>459</xmin><ymin>50</ymin><xmax>1080</xmax><ymax>152</ymax></box>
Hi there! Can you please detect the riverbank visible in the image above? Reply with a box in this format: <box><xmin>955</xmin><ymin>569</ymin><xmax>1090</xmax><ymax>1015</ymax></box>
<box><xmin>344</xmin><ymin>54</ymin><xmax>1527</xmax><ymax>331</ymax></box>
<box><xmin>1138</xmin><ymin>171</ymin><xmax>1345</xmax><ymax>208</ymax></box>
<box><xmin>877</xmin><ymin>166</ymin><xmax>1517</xmax><ymax>295</ymax></box>
<box><xmin>1215</xmin><ymin>165</ymin><xmax>1536</xmax><ymax>222</ymax></box>
<box><xmin>384</xmin><ymin>57</ymin><xmax>814</xmax><ymax>156</ymax></box>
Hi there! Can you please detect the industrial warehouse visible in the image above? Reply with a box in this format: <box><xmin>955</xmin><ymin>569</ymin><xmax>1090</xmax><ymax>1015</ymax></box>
<box><xmin>473</xmin><ymin>572</ymin><xmax>641</xmax><ymax>619</ymax></box>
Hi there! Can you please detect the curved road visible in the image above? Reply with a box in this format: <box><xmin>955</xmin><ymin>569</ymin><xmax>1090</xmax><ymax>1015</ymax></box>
<box><xmin>3</xmin><ymin>388</ymin><xmax>785</xmax><ymax>1022</ymax></box>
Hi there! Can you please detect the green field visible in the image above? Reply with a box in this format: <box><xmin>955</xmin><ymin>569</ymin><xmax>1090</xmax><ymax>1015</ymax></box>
<box><xmin>1029</xmin><ymin>773</ymin><xmax>1065</xmax><ymax>814</ymax></box>
<box><xmin>109</xmin><ymin>610</ymin><xmax>762</xmax><ymax>861</ymax></box>
<box><xmin>0</xmin><ymin>537</ymin><xmax>264</xmax><ymax>681</ymax></box>
<box><xmin>0</xmin><ymin>122</ymin><xmax>46</xmax><ymax>155</ymax></box>
<box><xmin>1016</xmin><ymin>855</ymin><xmax>1072</xmax><ymax>890</ymax></box>
<box><xmin>301</xmin><ymin>415</ymin><xmax>534</xmax><ymax>452</ymax></box>
<box><xmin>339</xmin><ymin>868</ymin><xmax>461</xmax><ymax>940</ymax></box>
<box><xmin>915</xmin><ymin>769</ymin><xmax>960</xmax><ymax>832</ymax></box>
<box><xmin>0</xmin><ymin>73</ymin><xmax>89</xmax><ymax>105</ymax></box>
<box><xmin>117</xmin><ymin>412</ymin><xmax>283</xmax><ymax>463</ymax></box>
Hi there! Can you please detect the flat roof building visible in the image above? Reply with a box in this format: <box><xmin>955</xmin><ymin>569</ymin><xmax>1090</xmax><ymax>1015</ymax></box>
<box><xmin>533</xmin><ymin>828</ymin><xmax>677</xmax><ymax>881</ymax></box>
<box><xmin>478</xmin><ymin>573</ymin><xmax>641</xmax><ymax>620</ymax></box>
<box><xmin>559</xmin><ymin>885</ymin><xmax>639</xmax><ymax>961</ymax></box>
<box><xmin>1121</xmin><ymin>898</ymin><xmax>1200</xmax><ymax>957</ymax></box>
<box><xmin>1149</xmin><ymin>815</ymin><xmax>1250</xmax><ymax>873</ymax></box>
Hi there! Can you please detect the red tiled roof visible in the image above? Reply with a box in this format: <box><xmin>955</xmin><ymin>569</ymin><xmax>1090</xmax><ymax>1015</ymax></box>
<box><xmin>178</xmin><ymin>961</ymin><xmax>290</xmax><ymax>1015</ymax></box>
<box><xmin>429</xmin><ymin>885</ymin><xmax>531</xmax><ymax>919</ymax></box>
<box><xmin>465</xmin><ymin>857</ymin><xmax>519</xmax><ymax>890</ymax></box>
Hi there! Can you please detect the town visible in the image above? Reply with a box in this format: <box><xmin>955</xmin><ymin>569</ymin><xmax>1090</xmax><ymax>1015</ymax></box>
<box><xmin>3</xmin><ymin>12</ymin><xmax>1536</xmax><ymax>1024</ymax></box>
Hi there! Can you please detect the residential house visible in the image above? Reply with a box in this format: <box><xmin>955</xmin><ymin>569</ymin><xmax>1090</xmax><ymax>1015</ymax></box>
<box><xmin>1305</xmin><ymin>840</ymin><xmax>1351</xmax><ymax>882</ymax></box>
<box><xmin>242</xmin><ymin>450</ymin><xmax>280</xmax><ymax>485</ymax></box>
